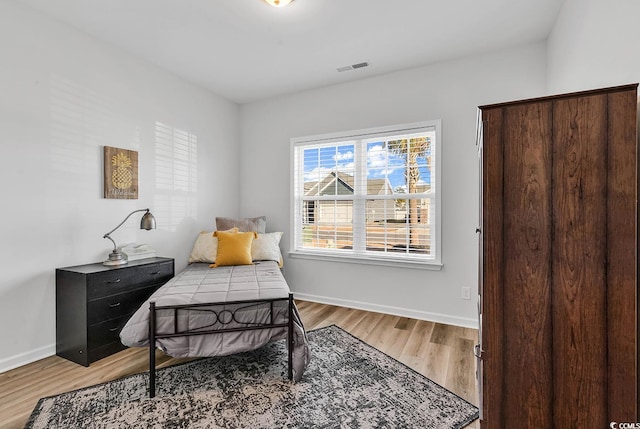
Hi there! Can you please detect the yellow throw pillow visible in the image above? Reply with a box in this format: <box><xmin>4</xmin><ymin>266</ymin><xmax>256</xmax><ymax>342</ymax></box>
<box><xmin>188</xmin><ymin>227</ymin><xmax>239</xmax><ymax>264</ymax></box>
<box><xmin>210</xmin><ymin>230</ymin><xmax>258</xmax><ymax>267</ymax></box>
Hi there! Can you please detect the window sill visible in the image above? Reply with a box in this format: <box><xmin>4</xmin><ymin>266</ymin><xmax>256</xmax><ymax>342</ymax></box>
<box><xmin>288</xmin><ymin>250</ymin><xmax>443</xmax><ymax>270</ymax></box>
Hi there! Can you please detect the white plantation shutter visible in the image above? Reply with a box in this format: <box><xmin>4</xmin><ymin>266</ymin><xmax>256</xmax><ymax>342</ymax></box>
<box><xmin>291</xmin><ymin>121</ymin><xmax>442</xmax><ymax>268</ymax></box>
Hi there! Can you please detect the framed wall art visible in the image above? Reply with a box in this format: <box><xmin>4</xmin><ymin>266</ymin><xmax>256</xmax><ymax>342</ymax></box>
<box><xmin>103</xmin><ymin>146</ymin><xmax>138</xmax><ymax>199</ymax></box>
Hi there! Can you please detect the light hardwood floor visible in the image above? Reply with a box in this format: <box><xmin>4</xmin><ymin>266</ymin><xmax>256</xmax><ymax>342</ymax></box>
<box><xmin>0</xmin><ymin>301</ymin><xmax>479</xmax><ymax>428</ymax></box>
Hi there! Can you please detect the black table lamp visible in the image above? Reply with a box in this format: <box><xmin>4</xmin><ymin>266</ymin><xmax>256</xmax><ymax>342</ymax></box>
<box><xmin>103</xmin><ymin>208</ymin><xmax>156</xmax><ymax>266</ymax></box>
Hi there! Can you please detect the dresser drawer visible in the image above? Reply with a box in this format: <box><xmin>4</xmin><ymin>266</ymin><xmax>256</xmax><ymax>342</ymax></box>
<box><xmin>88</xmin><ymin>285</ymin><xmax>158</xmax><ymax>324</ymax></box>
<box><xmin>88</xmin><ymin>341</ymin><xmax>126</xmax><ymax>364</ymax></box>
<box><xmin>87</xmin><ymin>261</ymin><xmax>173</xmax><ymax>299</ymax></box>
<box><xmin>87</xmin><ymin>315</ymin><xmax>130</xmax><ymax>350</ymax></box>
<box><xmin>61</xmin><ymin>341</ymin><xmax>125</xmax><ymax>367</ymax></box>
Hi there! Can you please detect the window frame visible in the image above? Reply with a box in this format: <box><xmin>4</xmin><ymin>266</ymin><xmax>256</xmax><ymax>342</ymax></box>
<box><xmin>289</xmin><ymin>121</ymin><xmax>442</xmax><ymax>270</ymax></box>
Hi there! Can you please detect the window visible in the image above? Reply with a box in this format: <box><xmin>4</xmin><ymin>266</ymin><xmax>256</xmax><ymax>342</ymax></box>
<box><xmin>290</xmin><ymin>121</ymin><xmax>441</xmax><ymax>269</ymax></box>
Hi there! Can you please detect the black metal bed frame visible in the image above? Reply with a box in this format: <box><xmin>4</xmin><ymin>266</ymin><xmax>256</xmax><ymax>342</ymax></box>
<box><xmin>148</xmin><ymin>293</ymin><xmax>294</xmax><ymax>398</ymax></box>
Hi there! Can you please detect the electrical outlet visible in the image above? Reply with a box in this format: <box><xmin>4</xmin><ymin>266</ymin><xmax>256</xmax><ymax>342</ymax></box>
<box><xmin>461</xmin><ymin>287</ymin><xmax>471</xmax><ymax>300</ymax></box>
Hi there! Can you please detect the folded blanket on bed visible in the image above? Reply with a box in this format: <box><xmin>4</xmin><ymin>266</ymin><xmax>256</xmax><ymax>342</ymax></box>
<box><xmin>120</xmin><ymin>261</ymin><xmax>310</xmax><ymax>381</ymax></box>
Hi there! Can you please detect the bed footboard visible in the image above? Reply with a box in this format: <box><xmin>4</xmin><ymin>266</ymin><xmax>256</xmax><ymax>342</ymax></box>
<box><xmin>148</xmin><ymin>294</ymin><xmax>295</xmax><ymax>398</ymax></box>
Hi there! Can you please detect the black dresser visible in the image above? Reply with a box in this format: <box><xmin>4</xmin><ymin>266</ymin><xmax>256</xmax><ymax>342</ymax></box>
<box><xmin>56</xmin><ymin>257</ymin><xmax>174</xmax><ymax>366</ymax></box>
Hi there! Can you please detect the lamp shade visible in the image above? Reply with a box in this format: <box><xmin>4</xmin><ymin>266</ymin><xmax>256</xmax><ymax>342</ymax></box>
<box><xmin>264</xmin><ymin>0</ymin><xmax>293</xmax><ymax>7</ymax></box>
<box><xmin>140</xmin><ymin>211</ymin><xmax>156</xmax><ymax>230</ymax></box>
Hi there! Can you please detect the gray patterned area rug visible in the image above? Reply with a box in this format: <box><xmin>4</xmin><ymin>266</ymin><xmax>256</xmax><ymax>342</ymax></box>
<box><xmin>26</xmin><ymin>325</ymin><xmax>479</xmax><ymax>428</ymax></box>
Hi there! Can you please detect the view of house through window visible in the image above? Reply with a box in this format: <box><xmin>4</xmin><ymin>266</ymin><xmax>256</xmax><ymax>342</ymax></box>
<box><xmin>291</xmin><ymin>121</ymin><xmax>441</xmax><ymax>266</ymax></box>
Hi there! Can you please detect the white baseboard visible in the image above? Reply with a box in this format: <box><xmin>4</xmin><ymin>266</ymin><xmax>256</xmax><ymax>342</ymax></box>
<box><xmin>293</xmin><ymin>292</ymin><xmax>478</xmax><ymax>329</ymax></box>
<box><xmin>0</xmin><ymin>295</ymin><xmax>477</xmax><ymax>374</ymax></box>
<box><xmin>0</xmin><ymin>344</ymin><xmax>55</xmax><ymax>374</ymax></box>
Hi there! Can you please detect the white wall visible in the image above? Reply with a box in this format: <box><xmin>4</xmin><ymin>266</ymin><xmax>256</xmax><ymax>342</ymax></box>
<box><xmin>240</xmin><ymin>43</ymin><xmax>547</xmax><ymax>328</ymax></box>
<box><xmin>547</xmin><ymin>0</ymin><xmax>640</xmax><ymax>93</ymax></box>
<box><xmin>11</xmin><ymin>0</ymin><xmax>634</xmax><ymax>372</ymax></box>
<box><xmin>0</xmin><ymin>2</ymin><xmax>240</xmax><ymax>372</ymax></box>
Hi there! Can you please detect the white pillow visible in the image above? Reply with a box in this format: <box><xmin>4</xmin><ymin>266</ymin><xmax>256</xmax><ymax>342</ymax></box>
<box><xmin>188</xmin><ymin>231</ymin><xmax>218</xmax><ymax>263</ymax></box>
<box><xmin>251</xmin><ymin>232</ymin><xmax>284</xmax><ymax>266</ymax></box>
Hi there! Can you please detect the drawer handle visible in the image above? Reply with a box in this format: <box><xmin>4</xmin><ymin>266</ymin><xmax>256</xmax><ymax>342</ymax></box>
<box><xmin>109</xmin><ymin>302</ymin><xmax>121</xmax><ymax>308</ymax></box>
<box><xmin>149</xmin><ymin>271</ymin><xmax>161</xmax><ymax>275</ymax></box>
<box><xmin>106</xmin><ymin>279</ymin><xmax>121</xmax><ymax>284</ymax></box>
<box><xmin>109</xmin><ymin>327</ymin><xmax>120</xmax><ymax>332</ymax></box>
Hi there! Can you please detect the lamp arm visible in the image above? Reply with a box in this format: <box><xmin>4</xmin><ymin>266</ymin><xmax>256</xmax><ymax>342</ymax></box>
<box><xmin>104</xmin><ymin>235</ymin><xmax>118</xmax><ymax>252</ymax></box>
<box><xmin>102</xmin><ymin>208</ymin><xmax>150</xmax><ymax>250</ymax></box>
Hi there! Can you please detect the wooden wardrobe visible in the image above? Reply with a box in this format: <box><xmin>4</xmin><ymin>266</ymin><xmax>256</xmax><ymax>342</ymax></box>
<box><xmin>478</xmin><ymin>84</ymin><xmax>638</xmax><ymax>428</ymax></box>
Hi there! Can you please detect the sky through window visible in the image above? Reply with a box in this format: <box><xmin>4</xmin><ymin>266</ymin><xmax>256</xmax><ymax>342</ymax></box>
<box><xmin>303</xmin><ymin>137</ymin><xmax>432</xmax><ymax>192</ymax></box>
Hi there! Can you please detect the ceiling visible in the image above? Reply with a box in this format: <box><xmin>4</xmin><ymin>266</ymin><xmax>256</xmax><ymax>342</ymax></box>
<box><xmin>18</xmin><ymin>0</ymin><xmax>565</xmax><ymax>104</ymax></box>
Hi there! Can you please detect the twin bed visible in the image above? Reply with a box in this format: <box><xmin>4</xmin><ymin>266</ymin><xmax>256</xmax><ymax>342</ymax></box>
<box><xmin>119</xmin><ymin>217</ymin><xmax>310</xmax><ymax>397</ymax></box>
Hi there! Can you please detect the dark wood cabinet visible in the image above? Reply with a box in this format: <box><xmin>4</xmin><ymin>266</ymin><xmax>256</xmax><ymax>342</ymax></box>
<box><xmin>478</xmin><ymin>84</ymin><xmax>638</xmax><ymax>428</ymax></box>
<box><xmin>56</xmin><ymin>257</ymin><xmax>174</xmax><ymax>366</ymax></box>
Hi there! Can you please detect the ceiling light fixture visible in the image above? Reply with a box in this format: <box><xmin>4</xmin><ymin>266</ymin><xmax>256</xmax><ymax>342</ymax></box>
<box><xmin>264</xmin><ymin>0</ymin><xmax>294</xmax><ymax>7</ymax></box>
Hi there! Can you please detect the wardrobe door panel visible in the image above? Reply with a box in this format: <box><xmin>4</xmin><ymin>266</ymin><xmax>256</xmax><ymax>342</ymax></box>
<box><xmin>607</xmin><ymin>89</ymin><xmax>638</xmax><ymax>421</ymax></box>
<box><xmin>552</xmin><ymin>94</ymin><xmax>608</xmax><ymax>428</ymax></box>
<box><xmin>502</xmin><ymin>102</ymin><xmax>554</xmax><ymax>428</ymax></box>
<box><xmin>481</xmin><ymin>107</ymin><xmax>504</xmax><ymax>428</ymax></box>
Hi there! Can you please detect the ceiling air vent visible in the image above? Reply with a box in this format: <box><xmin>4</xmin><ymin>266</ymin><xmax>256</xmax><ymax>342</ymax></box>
<box><xmin>337</xmin><ymin>62</ymin><xmax>370</xmax><ymax>72</ymax></box>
